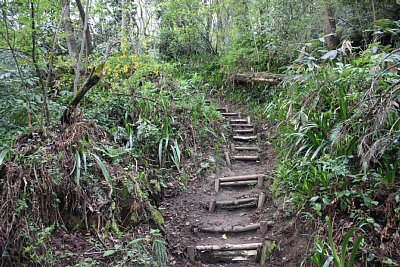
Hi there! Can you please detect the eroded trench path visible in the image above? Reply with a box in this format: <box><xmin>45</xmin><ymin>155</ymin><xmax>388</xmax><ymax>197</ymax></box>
<box><xmin>162</xmin><ymin>101</ymin><xmax>310</xmax><ymax>266</ymax></box>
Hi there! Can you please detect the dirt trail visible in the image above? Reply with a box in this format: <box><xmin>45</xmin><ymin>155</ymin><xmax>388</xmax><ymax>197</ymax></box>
<box><xmin>162</xmin><ymin>102</ymin><xmax>312</xmax><ymax>266</ymax></box>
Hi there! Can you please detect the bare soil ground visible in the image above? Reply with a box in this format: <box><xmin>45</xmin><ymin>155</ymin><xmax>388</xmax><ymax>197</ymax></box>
<box><xmin>162</xmin><ymin>104</ymin><xmax>315</xmax><ymax>266</ymax></box>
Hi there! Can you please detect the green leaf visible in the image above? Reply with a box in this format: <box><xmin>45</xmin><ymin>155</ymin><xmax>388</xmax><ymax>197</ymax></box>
<box><xmin>75</xmin><ymin>151</ymin><xmax>81</xmax><ymax>186</ymax></box>
<box><xmin>323</xmin><ymin>256</ymin><xmax>333</xmax><ymax>267</ymax></box>
<box><xmin>0</xmin><ymin>149</ymin><xmax>9</xmax><ymax>166</ymax></box>
<box><xmin>321</xmin><ymin>50</ymin><xmax>338</xmax><ymax>60</ymax></box>
<box><xmin>347</xmin><ymin>236</ymin><xmax>363</xmax><ymax>267</ymax></box>
<box><xmin>92</xmin><ymin>153</ymin><xmax>111</xmax><ymax>186</ymax></box>
<box><xmin>341</xmin><ymin>228</ymin><xmax>356</xmax><ymax>266</ymax></box>
<box><xmin>82</xmin><ymin>151</ymin><xmax>87</xmax><ymax>172</ymax></box>
<box><xmin>327</xmin><ymin>216</ymin><xmax>341</xmax><ymax>267</ymax></box>
<box><xmin>103</xmin><ymin>250</ymin><xmax>116</xmax><ymax>257</ymax></box>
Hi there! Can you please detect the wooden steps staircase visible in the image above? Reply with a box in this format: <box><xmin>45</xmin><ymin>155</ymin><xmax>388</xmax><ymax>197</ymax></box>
<box><xmin>186</xmin><ymin>102</ymin><xmax>272</xmax><ymax>265</ymax></box>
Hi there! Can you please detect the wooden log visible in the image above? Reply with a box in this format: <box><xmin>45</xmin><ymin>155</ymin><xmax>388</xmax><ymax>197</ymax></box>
<box><xmin>217</xmin><ymin>108</ymin><xmax>227</xmax><ymax>112</ymax></box>
<box><xmin>230</xmin><ymin>143</ymin><xmax>236</xmax><ymax>152</ymax></box>
<box><xmin>233</xmin><ymin>135</ymin><xmax>257</xmax><ymax>141</ymax></box>
<box><xmin>224</xmin><ymin>151</ymin><xmax>231</xmax><ymax>167</ymax></box>
<box><xmin>221</xmin><ymin>112</ymin><xmax>238</xmax><ymax>117</ymax></box>
<box><xmin>231</xmin><ymin>119</ymin><xmax>248</xmax><ymax>124</ymax></box>
<box><xmin>223</xmin><ymin>202</ymin><xmax>257</xmax><ymax>209</ymax></box>
<box><xmin>196</xmin><ymin>223</ymin><xmax>260</xmax><ymax>233</ymax></box>
<box><xmin>258</xmin><ymin>192</ymin><xmax>266</xmax><ymax>208</ymax></box>
<box><xmin>234</xmin><ymin>146</ymin><xmax>260</xmax><ymax>151</ymax></box>
<box><xmin>257</xmin><ymin>176</ymin><xmax>264</xmax><ymax>188</ymax></box>
<box><xmin>219</xmin><ymin>174</ymin><xmax>265</xmax><ymax>182</ymax></box>
<box><xmin>233</xmin><ymin>128</ymin><xmax>255</xmax><ymax>134</ymax></box>
<box><xmin>260</xmin><ymin>221</ymin><xmax>274</xmax><ymax>234</ymax></box>
<box><xmin>231</xmin><ymin>72</ymin><xmax>284</xmax><ymax>85</ymax></box>
<box><xmin>197</xmin><ymin>250</ymin><xmax>257</xmax><ymax>263</ymax></box>
<box><xmin>209</xmin><ymin>199</ymin><xmax>216</xmax><ymax>212</ymax></box>
<box><xmin>187</xmin><ymin>246</ymin><xmax>196</xmax><ymax>263</ymax></box>
<box><xmin>215</xmin><ymin>178</ymin><xmax>220</xmax><ymax>192</ymax></box>
<box><xmin>190</xmin><ymin>243</ymin><xmax>264</xmax><ymax>263</ymax></box>
<box><xmin>195</xmin><ymin>243</ymin><xmax>262</xmax><ymax>251</ymax></box>
<box><xmin>247</xmin><ymin>116</ymin><xmax>251</xmax><ymax>124</ymax></box>
<box><xmin>231</xmin><ymin>123</ymin><xmax>253</xmax><ymax>128</ymax></box>
<box><xmin>220</xmin><ymin>180</ymin><xmax>258</xmax><ymax>187</ymax></box>
<box><xmin>231</xmin><ymin>155</ymin><xmax>260</xmax><ymax>161</ymax></box>
<box><xmin>209</xmin><ymin>250</ymin><xmax>257</xmax><ymax>256</ymax></box>
<box><xmin>217</xmin><ymin>197</ymin><xmax>257</xmax><ymax>206</ymax></box>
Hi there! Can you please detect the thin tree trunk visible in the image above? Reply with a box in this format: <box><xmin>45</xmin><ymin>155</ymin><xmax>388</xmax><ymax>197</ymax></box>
<box><xmin>30</xmin><ymin>0</ymin><xmax>49</xmax><ymax>126</ymax></box>
<box><xmin>371</xmin><ymin>0</ymin><xmax>376</xmax><ymax>21</ymax></box>
<box><xmin>62</xmin><ymin>0</ymin><xmax>78</xmax><ymax>64</ymax></box>
<box><xmin>73</xmin><ymin>0</ymin><xmax>90</xmax><ymax>95</ymax></box>
<box><xmin>45</xmin><ymin>5</ymin><xmax>67</xmax><ymax>124</ymax></box>
<box><xmin>324</xmin><ymin>5</ymin><xmax>340</xmax><ymax>49</ymax></box>
<box><xmin>76</xmin><ymin>0</ymin><xmax>93</xmax><ymax>55</ymax></box>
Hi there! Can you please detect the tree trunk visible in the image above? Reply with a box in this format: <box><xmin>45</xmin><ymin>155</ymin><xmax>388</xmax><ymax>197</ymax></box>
<box><xmin>75</xmin><ymin>0</ymin><xmax>93</xmax><ymax>55</ymax></box>
<box><xmin>61</xmin><ymin>41</ymin><xmax>119</xmax><ymax>125</ymax></box>
<box><xmin>62</xmin><ymin>0</ymin><xmax>78</xmax><ymax>64</ymax></box>
<box><xmin>73</xmin><ymin>0</ymin><xmax>90</xmax><ymax>95</ymax></box>
<box><xmin>324</xmin><ymin>5</ymin><xmax>340</xmax><ymax>49</ymax></box>
<box><xmin>45</xmin><ymin>4</ymin><xmax>66</xmax><ymax>117</ymax></box>
<box><xmin>61</xmin><ymin>68</ymin><xmax>101</xmax><ymax>124</ymax></box>
<box><xmin>30</xmin><ymin>0</ymin><xmax>49</xmax><ymax>126</ymax></box>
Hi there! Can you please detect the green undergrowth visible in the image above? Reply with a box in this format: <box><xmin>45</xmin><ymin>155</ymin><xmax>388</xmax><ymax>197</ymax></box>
<box><xmin>210</xmin><ymin>43</ymin><xmax>400</xmax><ymax>265</ymax></box>
<box><xmin>0</xmin><ymin>53</ymin><xmax>228</xmax><ymax>266</ymax></box>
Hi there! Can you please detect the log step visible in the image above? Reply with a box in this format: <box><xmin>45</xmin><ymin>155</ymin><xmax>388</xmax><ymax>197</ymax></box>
<box><xmin>234</xmin><ymin>146</ymin><xmax>260</xmax><ymax>151</ymax></box>
<box><xmin>231</xmin><ymin>155</ymin><xmax>260</xmax><ymax>161</ymax></box>
<box><xmin>221</xmin><ymin>180</ymin><xmax>257</xmax><ymax>186</ymax></box>
<box><xmin>230</xmin><ymin>118</ymin><xmax>250</xmax><ymax>124</ymax></box>
<box><xmin>215</xmin><ymin>174</ymin><xmax>265</xmax><ymax>192</ymax></box>
<box><xmin>221</xmin><ymin>112</ymin><xmax>238</xmax><ymax>117</ymax></box>
<box><xmin>194</xmin><ymin>223</ymin><xmax>260</xmax><ymax>233</ymax></box>
<box><xmin>233</xmin><ymin>128</ymin><xmax>255</xmax><ymax>134</ymax></box>
<box><xmin>209</xmin><ymin>198</ymin><xmax>257</xmax><ymax>212</ymax></box>
<box><xmin>193</xmin><ymin>221</ymin><xmax>271</xmax><ymax>234</ymax></box>
<box><xmin>209</xmin><ymin>193</ymin><xmax>266</xmax><ymax>212</ymax></box>
<box><xmin>218</xmin><ymin>174</ymin><xmax>265</xmax><ymax>182</ymax></box>
<box><xmin>233</xmin><ymin>135</ymin><xmax>257</xmax><ymax>141</ymax></box>
<box><xmin>230</xmin><ymin>123</ymin><xmax>254</xmax><ymax>128</ymax></box>
<box><xmin>187</xmin><ymin>243</ymin><xmax>262</xmax><ymax>264</ymax></box>
<box><xmin>217</xmin><ymin>108</ymin><xmax>227</xmax><ymax>112</ymax></box>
